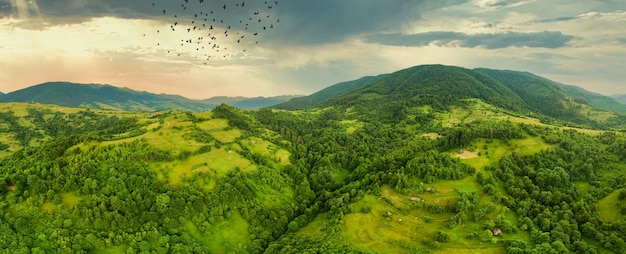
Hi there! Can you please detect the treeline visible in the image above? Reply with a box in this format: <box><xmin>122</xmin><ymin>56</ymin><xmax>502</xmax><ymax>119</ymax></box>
<box><xmin>437</xmin><ymin>120</ymin><xmax>524</xmax><ymax>150</ymax></box>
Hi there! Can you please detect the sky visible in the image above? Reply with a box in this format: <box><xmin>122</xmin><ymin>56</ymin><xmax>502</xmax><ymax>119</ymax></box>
<box><xmin>1</xmin><ymin>0</ymin><xmax>625</xmax><ymax>99</ymax></box>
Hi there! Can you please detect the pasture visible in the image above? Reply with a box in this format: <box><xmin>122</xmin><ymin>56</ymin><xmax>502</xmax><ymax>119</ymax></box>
<box><xmin>150</xmin><ymin>146</ymin><xmax>253</xmax><ymax>190</ymax></box>
<box><xmin>298</xmin><ymin>184</ymin><xmax>529</xmax><ymax>254</ymax></box>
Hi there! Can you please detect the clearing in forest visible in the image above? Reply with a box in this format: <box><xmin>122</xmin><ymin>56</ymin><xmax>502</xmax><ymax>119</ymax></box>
<box><xmin>456</xmin><ymin>137</ymin><xmax>553</xmax><ymax>170</ymax></box>
<box><xmin>598</xmin><ymin>190</ymin><xmax>624</xmax><ymax>222</ymax></box>
<box><xmin>151</xmin><ymin>146</ymin><xmax>253</xmax><ymax>189</ymax></box>
<box><xmin>240</xmin><ymin>137</ymin><xmax>291</xmax><ymax>166</ymax></box>
<box><xmin>298</xmin><ymin>184</ymin><xmax>528</xmax><ymax>254</ymax></box>
<box><xmin>203</xmin><ymin>212</ymin><xmax>250</xmax><ymax>253</ymax></box>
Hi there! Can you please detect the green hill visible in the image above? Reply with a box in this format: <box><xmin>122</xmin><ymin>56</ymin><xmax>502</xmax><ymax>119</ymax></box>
<box><xmin>276</xmin><ymin>65</ymin><xmax>625</xmax><ymax>128</ymax></box>
<box><xmin>1</xmin><ymin>65</ymin><xmax>626</xmax><ymax>253</ymax></box>
<box><xmin>321</xmin><ymin>65</ymin><xmax>529</xmax><ymax>122</ymax></box>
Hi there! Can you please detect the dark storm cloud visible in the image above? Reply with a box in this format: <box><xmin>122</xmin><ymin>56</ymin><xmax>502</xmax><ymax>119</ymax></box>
<box><xmin>365</xmin><ymin>31</ymin><xmax>574</xmax><ymax>49</ymax></box>
<box><xmin>265</xmin><ymin>0</ymin><xmax>468</xmax><ymax>45</ymax></box>
<box><xmin>0</xmin><ymin>0</ymin><xmax>470</xmax><ymax>46</ymax></box>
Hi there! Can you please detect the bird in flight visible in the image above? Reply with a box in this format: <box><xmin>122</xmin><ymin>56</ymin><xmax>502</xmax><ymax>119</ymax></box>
<box><xmin>147</xmin><ymin>0</ymin><xmax>280</xmax><ymax>64</ymax></box>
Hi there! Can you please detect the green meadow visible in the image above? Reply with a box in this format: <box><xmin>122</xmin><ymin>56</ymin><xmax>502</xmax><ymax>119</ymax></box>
<box><xmin>456</xmin><ymin>136</ymin><xmax>554</xmax><ymax>170</ymax></box>
<box><xmin>299</xmin><ymin>183</ymin><xmax>530</xmax><ymax>254</ymax></box>
<box><xmin>151</xmin><ymin>146</ymin><xmax>253</xmax><ymax>189</ymax></box>
<box><xmin>598</xmin><ymin>189</ymin><xmax>624</xmax><ymax>222</ymax></box>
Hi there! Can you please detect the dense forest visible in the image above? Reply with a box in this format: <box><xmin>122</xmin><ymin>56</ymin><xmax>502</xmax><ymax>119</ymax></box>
<box><xmin>0</xmin><ymin>99</ymin><xmax>624</xmax><ymax>254</ymax></box>
<box><xmin>1</xmin><ymin>65</ymin><xmax>626</xmax><ymax>253</ymax></box>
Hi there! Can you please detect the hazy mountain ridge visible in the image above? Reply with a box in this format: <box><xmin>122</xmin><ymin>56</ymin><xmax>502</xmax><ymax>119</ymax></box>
<box><xmin>611</xmin><ymin>94</ymin><xmax>626</xmax><ymax>104</ymax></box>
<box><xmin>203</xmin><ymin>95</ymin><xmax>302</xmax><ymax>109</ymax></box>
<box><xmin>273</xmin><ymin>75</ymin><xmax>386</xmax><ymax>109</ymax></box>
<box><xmin>0</xmin><ymin>82</ymin><xmax>296</xmax><ymax>111</ymax></box>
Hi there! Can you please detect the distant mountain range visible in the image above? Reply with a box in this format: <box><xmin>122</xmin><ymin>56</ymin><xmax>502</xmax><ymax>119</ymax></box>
<box><xmin>202</xmin><ymin>95</ymin><xmax>302</xmax><ymax>109</ymax></box>
<box><xmin>611</xmin><ymin>94</ymin><xmax>626</xmax><ymax>104</ymax></box>
<box><xmin>0</xmin><ymin>82</ymin><xmax>299</xmax><ymax>111</ymax></box>
<box><xmin>3</xmin><ymin>66</ymin><xmax>626</xmax><ymax>123</ymax></box>
<box><xmin>274</xmin><ymin>65</ymin><xmax>626</xmax><ymax>128</ymax></box>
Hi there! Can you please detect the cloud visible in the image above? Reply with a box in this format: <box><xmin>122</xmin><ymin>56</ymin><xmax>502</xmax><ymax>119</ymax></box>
<box><xmin>474</xmin><ymin>0</ymin><xmax>534</xmax><ymax>8</ymax></box>
<box><xmin>365</xmin><ymin>31</ymin><xmax>574</xmax><ymax>49</ymax></box>
<box><xmin>0</xmin><ymin>0</ymin><xmax>471</xmax><ymax>46</ymax></box>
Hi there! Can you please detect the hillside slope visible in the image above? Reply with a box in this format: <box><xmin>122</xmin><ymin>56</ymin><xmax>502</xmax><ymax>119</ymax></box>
<box><xmin>274</xmin><ymin>74</ymin><xmax>386</xmax><ymax>109</ymax></box>
<box><xmin>475</xmin><ymin>68</ymin><xmax>626</xmax><ymax>124</ymax></box>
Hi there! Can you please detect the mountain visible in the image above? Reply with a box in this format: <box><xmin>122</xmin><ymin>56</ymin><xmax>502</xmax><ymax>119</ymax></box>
<box><xmin>275</xmin><ymin>65</ymin><xmax>529</xmax><ymax>111</ymax></box>
<box><xmin>0</xmin><ymin>82</ymin><xmax>216</xmax><ymax>112</ymax></box>
<box><xmin>275</xmin><ymin>64</ymin><xmax>625</xmax><ymax>127</ymax></box>
<box><xmin>277</xmin><ymin>65</ymin><xmax>530</xmax><ymax>122</ymax></box>
<box><xmin>203</xmin><ymin>95</ymin><xmax>301</xmax><ymax>109</ymax></box>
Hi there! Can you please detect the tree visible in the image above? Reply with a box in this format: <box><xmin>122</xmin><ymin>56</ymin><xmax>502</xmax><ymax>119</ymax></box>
<box><xmin>156</xmin><ymin>193</ymin><xmax>171</xmax><ymax>214</ymax></box>
<box><xmin>618</xmin><ymin>189</ymin><xmax>626</xmax><ymax>200</ymax></box>
<box><xmin>287</xmin><ymin>221</ymin><xmax>300</xmax><ymax>233</ymax></box>
<box><xmin>435</xmin><ymin>231</ymin><xmax>450</xmax><ymax>242</ymax></box>
<box><xmin>481</xmin><ymin>229</ymin><xmax>494</xmax><ymax>242</ymax></box>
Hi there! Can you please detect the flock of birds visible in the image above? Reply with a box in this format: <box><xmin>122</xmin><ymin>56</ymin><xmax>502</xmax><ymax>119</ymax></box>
<box><xmin>147</xmin><ymin>0</ymin><xmax>280</xmax><ymax>65</ymax></box>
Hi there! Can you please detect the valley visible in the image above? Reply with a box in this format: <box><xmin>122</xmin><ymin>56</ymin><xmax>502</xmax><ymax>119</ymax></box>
<box><xmin>1</xmin><ymin>65</ymin><xmax>625</xmax><ymax>253</ymax></box>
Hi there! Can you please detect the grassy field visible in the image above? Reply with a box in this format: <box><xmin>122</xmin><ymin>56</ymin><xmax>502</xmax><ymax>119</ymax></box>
<box><xmin>440</xmin><ymin>99</ymin><xmax>611</xmax><ymax>136</ymax></box>
<box><xmin>598</xmin><ymin>189</ymin><xmax>624</xmax><ymax>222</ymax></box>
<box><xmin>203</xmin><ymin>212</ymin><xmax>251</xmax><ymax>253</ymax></box>
<box><xmin>151</xmin><ymin>146</ymin><xmax>253</xmax><ymax>190</ymax></box>
<box><xmin>340</xmin><ymin>119</ymin><xmax>364</xmax><ymax>134</ymax></box>
<box><xmin>240</xmin><ymin>137</ymin><xmax>291</xmax><ymax>166</ymax></box>
<box><xmin>455</xmin><ymin>136</ymin><xmax>553</xmax><ymax>171</ymax></box>
<box><xmin>0</xmin><ymin>133</ymin><xmax>18</xmax><ymax>158</ymax></box>
<box><xmin>61</xmin><ymin>192</ymin><xmax>81</xmax><ymax>207</ymax></box>
<box><xmin>196</xmin><ymin>118</ymin><xmax>228</xmax><ymax>131</ymax></box>
<box><xmin>298</xmin><ymin>184</ymin><xmax>529</xmax><ymax>254</ymax></box>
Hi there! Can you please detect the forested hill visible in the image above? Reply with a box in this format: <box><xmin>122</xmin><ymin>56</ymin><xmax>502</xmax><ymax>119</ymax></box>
<box><xmin>275</xmin><ymin>65</ymin><xmax>626</xmax><ymax>128</ymax></box>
